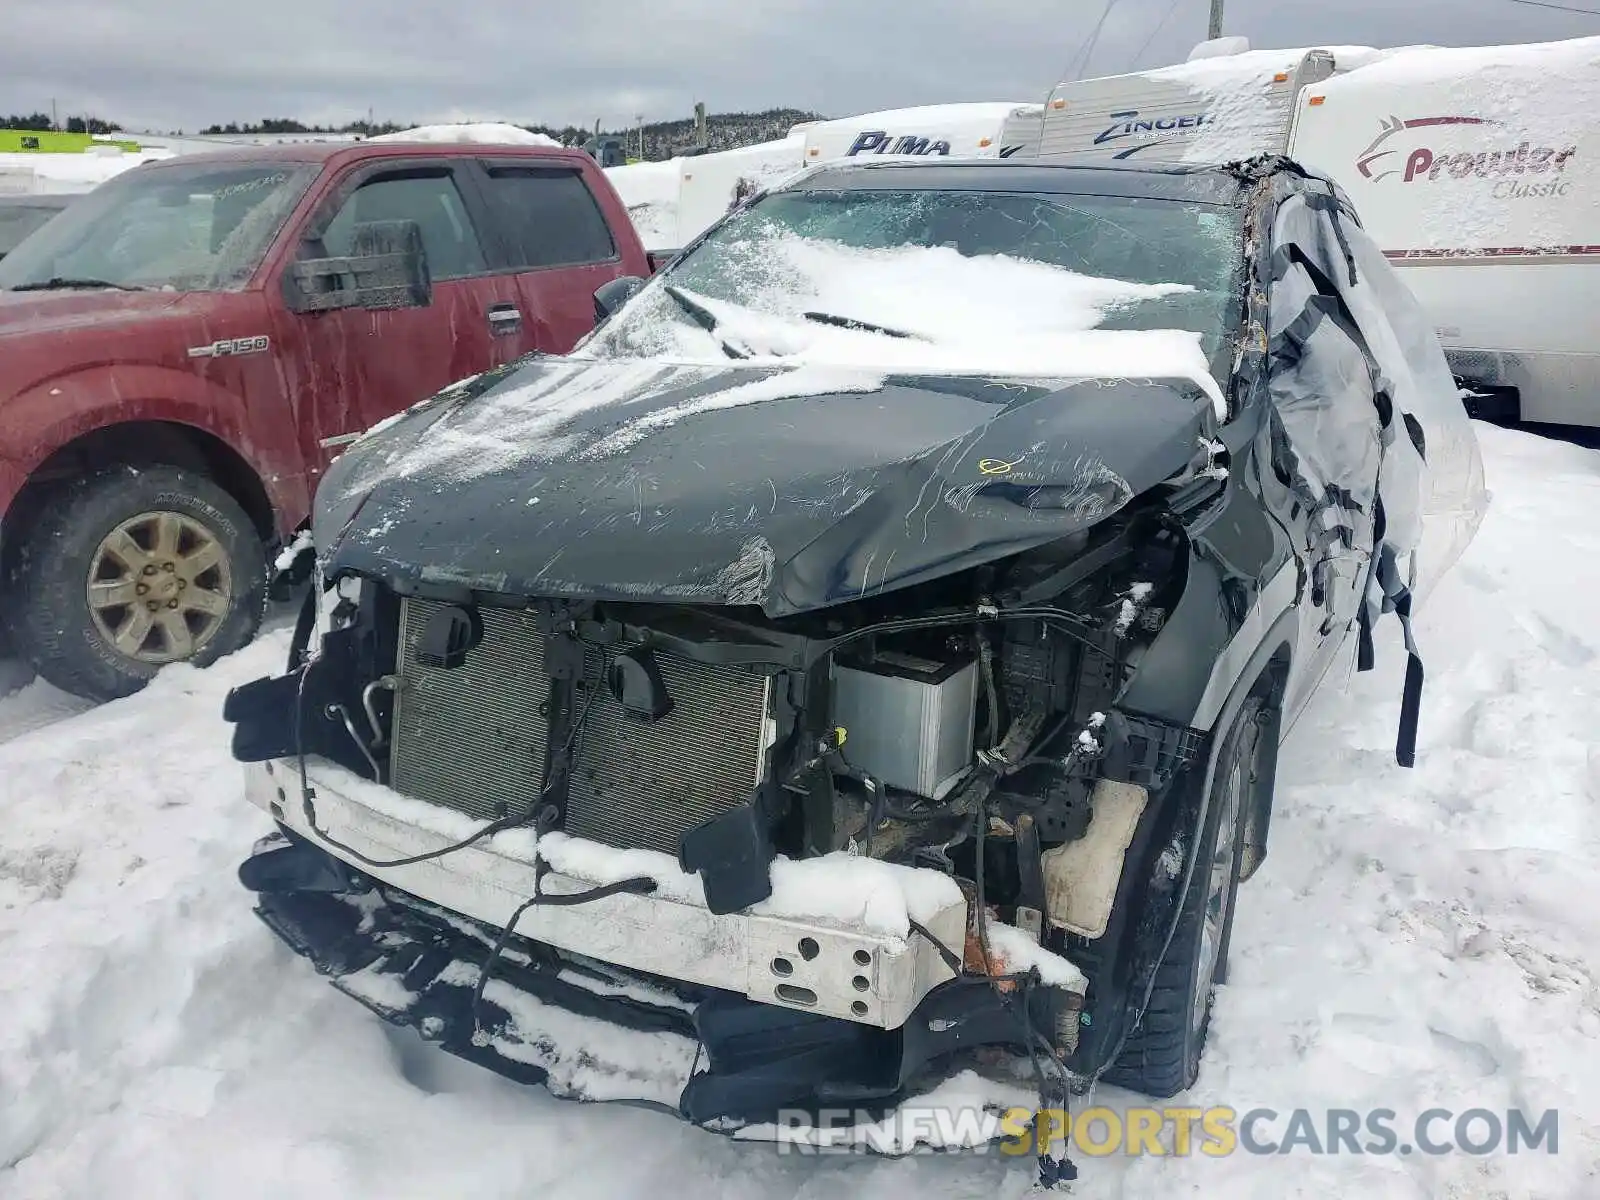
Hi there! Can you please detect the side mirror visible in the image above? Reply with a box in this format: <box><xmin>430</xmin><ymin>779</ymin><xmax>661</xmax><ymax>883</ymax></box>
<box><xmin>593</xmin><ymin>275</ymin><xmax>647</xmax><ymax>323</ymax></box>
<box><xmin>286</xmin><ymin>218</ymin><xmax>431</xmax><ymax>314</ymax></box>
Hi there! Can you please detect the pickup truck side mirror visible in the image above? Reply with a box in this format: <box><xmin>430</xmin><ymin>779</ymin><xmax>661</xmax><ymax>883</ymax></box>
<box><xmin>285</xmin><ymin>218</ymin><xmax>432</xmax><ymax>314</ymax></box>
<box><xmin>594</xmin><ymin>275</ymin><xmax>647</xmax><ymax>323</ymax></box>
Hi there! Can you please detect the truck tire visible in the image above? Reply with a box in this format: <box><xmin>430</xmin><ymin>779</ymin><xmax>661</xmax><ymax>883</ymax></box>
<box><xmin>6</xmin><ymin>465</ymin><xmax>267</xmax><ymax>702</ymax></box>
<box><xmin>1102</xmin><ymin>696</ymin><xmax>1266</xmax><ymax>1098</ymax></box>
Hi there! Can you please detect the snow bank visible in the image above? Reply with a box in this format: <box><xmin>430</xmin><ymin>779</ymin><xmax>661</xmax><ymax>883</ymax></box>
<box><xmin>0</xmin><ymin>149</ymin><xmax>163</xmax><ymax>194</ymax></box>
<box><xmin>368</xmin><ymin>123</ymin><xmax>561</xmax><ymax>147</ymax></box>
<box><xmin>603</xmin><ymin>156</ymin><xmax>683</xmax><ymax>249</ymax></box>
<box><xmin>603</xmin><ymin>132</ymin><xmax>813</xmax><ymax>251</ymax></box>
<box><xmin>672</xmin><ymin>132</ymin><xmax>808</xmax><ymax>246</ymax></box>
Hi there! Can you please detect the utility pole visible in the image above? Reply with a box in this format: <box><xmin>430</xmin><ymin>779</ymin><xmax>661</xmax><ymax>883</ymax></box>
<box><xmin>1208</xmin><ymin>0</ymin><xmax>1224</xmax><ymax>39</ymax></box>
<box><xmin>50</xmin><ymin>99</ymin><xmax>57</xmax><ymax>132</ymax></box>
<box><xmin>635</xmin><ymin>113</ymin><xmax>644</xmax><ymax>159</ymax></box>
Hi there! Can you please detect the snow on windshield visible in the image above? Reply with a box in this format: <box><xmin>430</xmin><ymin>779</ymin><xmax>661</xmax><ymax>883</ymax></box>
<box><xmin>580</xmin><ymin>190</ymin><xmax>1237</xmax><ymax>403</ymax></box>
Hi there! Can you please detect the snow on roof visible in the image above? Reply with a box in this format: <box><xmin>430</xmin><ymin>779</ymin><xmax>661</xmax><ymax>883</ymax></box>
<box><xmin>1318</xmin><ymin>34</ymin><xmax>1600</xmax><ymax>90</ymax></box>
<box><xmin>812</xmin><ymin>102</ymin><xmax>1036</xmax><ymax>127</ymax></box>
<box><xmin>367</xmin><ymin>123</ymin><xmax>561</xmax><ymax>147</ymax></box>
<box><xmin>1310</xmin><ymin>35</ymin><xmax>1600</xmax><ymax>138</ymax></box>
<box><xmin>1105</xmin><ymin>44</ymin><xmax>1386</xmax><ymax>87</ymax></box>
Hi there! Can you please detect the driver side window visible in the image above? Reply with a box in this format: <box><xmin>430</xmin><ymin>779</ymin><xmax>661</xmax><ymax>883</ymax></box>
<box><xmin>317</xmin><ymin>170</ymin><xmax>488</xmax><ymax>281</ymax></box>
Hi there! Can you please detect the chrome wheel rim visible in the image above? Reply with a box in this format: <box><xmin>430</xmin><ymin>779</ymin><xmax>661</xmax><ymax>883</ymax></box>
<box><xmin>86</xmin><ymin>510</ymin><xmax>232</xmax><ymax>664</ymax></box>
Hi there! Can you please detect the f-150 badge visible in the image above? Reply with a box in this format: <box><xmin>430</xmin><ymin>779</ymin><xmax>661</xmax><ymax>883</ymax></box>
<box><xmin>188</xmin><ymin>335</ymin><xmax>270</xmax><ymax>359</ymax></box>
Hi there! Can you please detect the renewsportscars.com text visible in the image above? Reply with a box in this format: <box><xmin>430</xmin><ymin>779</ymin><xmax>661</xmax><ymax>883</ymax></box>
<box><xmin>771</xmin><ymin>1105</ymin><xmax>1560</xmax><ymax>1158</ymax></box>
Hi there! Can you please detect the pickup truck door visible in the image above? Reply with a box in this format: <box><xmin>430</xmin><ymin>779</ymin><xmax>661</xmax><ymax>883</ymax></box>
<box><xmin>274</xmin><ymin>157</ymin><xmax>525</xmax><ymax>474</ymax></box>
<box><xmin>467</xmin><ymin>160</ymin><xmax>638</xmax><ymax>354</ymax></box>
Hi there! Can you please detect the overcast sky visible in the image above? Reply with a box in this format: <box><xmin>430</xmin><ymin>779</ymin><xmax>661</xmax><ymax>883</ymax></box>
<box><xmin>2</xmin><ymin>0</ymin><xmax>1596</xmax><ymax>134</ymax></box>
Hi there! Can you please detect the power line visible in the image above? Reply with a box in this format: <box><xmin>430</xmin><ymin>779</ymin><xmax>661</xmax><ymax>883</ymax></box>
<box><xmin>1067</xmin><ymin>0</ymin><xmax>1125</xmax><ymax>81</ymax></box>
<box><xmin>1505</xmin><ymin>0</ymin><xmax>1600</xmax><ymax>14</ymax></box>
<box><xmin>1128</xmin><ymin>0</ymin><xmax>1187</xmax><ymax>70</ymax></box>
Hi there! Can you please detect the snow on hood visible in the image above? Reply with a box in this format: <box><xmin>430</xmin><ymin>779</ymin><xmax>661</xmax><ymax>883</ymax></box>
<box><xmin>367</xmin><ymin>123</ymin><xmax>561</xmax><ymax>147</ymax></box>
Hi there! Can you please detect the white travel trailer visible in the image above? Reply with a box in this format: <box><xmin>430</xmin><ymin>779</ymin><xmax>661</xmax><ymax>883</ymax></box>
<box><xmin>629</xmin><ymin>104</ymin><xmax>1049</xmax><ymax>251</ymax></box>
<box><xmin>673</xmin><ymin>131</ymin><xmax>809</xmax><ymax>248</ymax></box>
<box><xmin>1287</xmin><ymin>37</ymin><xmax>1600</xmax><ymax>427</ymax></box>
<box><xmin>800</xmin><ymin>103</ymin><xmax>1042</xmax><ymax>165</ymax></box>
<box><xmin>1036</xmin><ymin>41</ymin><xmax>1384</xmax><ymax>163</ymax></box>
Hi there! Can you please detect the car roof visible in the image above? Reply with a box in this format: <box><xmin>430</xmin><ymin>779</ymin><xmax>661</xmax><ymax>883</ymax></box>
<box><xmin>786</xmin><ymin>155</ymin><xmax>1260</xmax><ymax>206</ymax></box>
<box><xmin>125</xmin><ymin>141</ymin><xmax>593</xmax><ymax>170</ymax></box>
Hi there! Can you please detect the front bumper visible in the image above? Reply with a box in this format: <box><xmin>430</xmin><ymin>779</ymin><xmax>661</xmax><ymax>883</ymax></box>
<box><xmin>244</xmin><ymin>756</ymin><xmax>966</xmax><ymax>1030</ymax></box>
<box><xmin>240</xmin><ymin>757</ymin><xmax>1083</xmax><ymax>1127</ymax></box>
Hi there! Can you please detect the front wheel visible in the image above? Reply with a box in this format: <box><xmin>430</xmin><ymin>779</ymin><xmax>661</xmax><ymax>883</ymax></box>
<box><xmin>1102</xmin><ymin>696</ymin><xmax>1266</xmax><ymax>1097</ymax></box>
<box><xmin>6</xmin><ymin>465</ymin><xmax>268</xmax><ymax>702</ymax></box>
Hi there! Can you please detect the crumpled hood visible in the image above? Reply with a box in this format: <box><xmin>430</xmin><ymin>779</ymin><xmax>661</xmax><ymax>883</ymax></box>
<box><xmin>315</xmin><ymin>357</ymin><xmax>1215</xmax><ymax>616</ymax></box>
<box><xmin>0</xmin><ymin>287</ymin><xmax>190</xmax><ymax>339</ymax></box>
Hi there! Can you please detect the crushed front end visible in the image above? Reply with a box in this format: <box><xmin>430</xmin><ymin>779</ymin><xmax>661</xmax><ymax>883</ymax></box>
<box><xmin>226</xmin><ymin>466</ymin><xmax>1229</xmax><ymax>1154</ymax></box>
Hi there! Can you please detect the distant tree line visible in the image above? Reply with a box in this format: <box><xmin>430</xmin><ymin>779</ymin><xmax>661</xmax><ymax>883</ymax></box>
<box><xmin>2</xmin><ymin>112</ymin><xmax>123</xmax><ymax>134</ymax></box>
<box><xmin>195</xmin><ymin>107</ymin><xmax>824</xmax><ymax>159</ymax></box>
<box><xmin>4</xmin><ymin>106</ymin><xmax>825</xmax><ymax>160</ymax></box>
<box><xmin>198</xmin><ymin>118</ymin><xmax>410</xmax><ymax>136</ymax></box>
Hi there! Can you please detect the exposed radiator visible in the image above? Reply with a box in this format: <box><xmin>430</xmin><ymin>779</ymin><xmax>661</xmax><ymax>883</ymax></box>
<box><xmin>391</xmin><ymin>601</ymin><xmax>552</xmax><ymax>823</ymax></box>
<box><xmin>565</xmin><ymin>642</ymin><xmax>773</xmax><ymax>855</ymax></box>
<box><xmin>389</xmin><ymin>598</ymin><xmax>773</xmax><ymax>856</ymax></box>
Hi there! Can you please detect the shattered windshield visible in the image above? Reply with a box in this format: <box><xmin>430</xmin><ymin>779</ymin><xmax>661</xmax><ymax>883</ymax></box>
<box><xmin>581</xmin><ymin>187</ymin><xmax>1245</xmax><ymax>386</ymax></box>
<box><xmin>0</xmin><ymin>161</ymin><xmax>318</xmax><ymax>293</ymax></box>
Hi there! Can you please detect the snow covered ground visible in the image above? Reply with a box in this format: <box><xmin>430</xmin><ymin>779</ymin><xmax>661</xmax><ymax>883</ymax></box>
<box><xmin>0</xmin><ymin>149</ymin><xmax>165</xmax><ymax>196</ymax></box>
<box><xmin>1</xmin><ymin>422</ymin><xmax>1597</xmax><ymax>1198</ymax></box>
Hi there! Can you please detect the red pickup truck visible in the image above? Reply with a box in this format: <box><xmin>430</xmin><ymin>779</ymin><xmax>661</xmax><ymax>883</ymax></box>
<box><xmin>0</xmin><ymin>141</ymin><xmax>660</xmax><ymax>701</ymax></box>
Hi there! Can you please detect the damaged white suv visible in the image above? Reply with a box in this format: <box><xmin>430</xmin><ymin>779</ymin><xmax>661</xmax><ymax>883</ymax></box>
<box><xmin>225</xmin><ymin>154</ymin><xmax>1486</xmax><ymax>1182</ymax></box>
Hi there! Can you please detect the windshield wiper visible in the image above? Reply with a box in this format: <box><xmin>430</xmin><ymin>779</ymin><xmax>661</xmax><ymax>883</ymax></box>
<box><xmin>662</xmin><ymin>284</ymin><xmax>747</xmax><ymax>359</ymax></box>
<box><xmin>9</xmin><ymin>277</ymin><xmax>147</xmax><ymax>293</ymax></box>
<box><xmin>801</xmin><ymin>311</ymin><xmax>927</xmax><ymax>341</ymax></box>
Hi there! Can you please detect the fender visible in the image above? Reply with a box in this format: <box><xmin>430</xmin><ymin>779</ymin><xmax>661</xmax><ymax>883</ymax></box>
<box><xmin>1074</xmin><ymin>604</ymin><xmax>1296</xmax><ymax>1076</ymax></box>
<box><xmin>0</xmin><ymin>362</ymin><xmax>309</xmax><ymax>527</ymax></box>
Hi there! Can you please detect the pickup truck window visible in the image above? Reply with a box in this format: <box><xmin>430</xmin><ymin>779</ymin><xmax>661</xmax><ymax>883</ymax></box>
<box><xmin>0</xmin><ymin>161</ymin><xmax>318</xmax><ymax>293</ymax></box>
<box><xmin>317</xmin><ymin>172</ymin><xmax>487</xmax><ymax>281</ymax></box>
<box><xmin>481</xmin><ymin>166</ymin><xmax>617</xmax><ymax>269</ymax></box>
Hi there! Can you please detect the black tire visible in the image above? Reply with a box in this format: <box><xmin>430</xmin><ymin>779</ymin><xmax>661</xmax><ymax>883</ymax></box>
<box><xmin>5</xmin><ymin>465</ymin><xmax>267</xmax><ymax>702</ymax></box>
<box><xmin>1102</xmin><ymin>696</ymin><xmax>1266</xmax><ymax>1097</ymax></box>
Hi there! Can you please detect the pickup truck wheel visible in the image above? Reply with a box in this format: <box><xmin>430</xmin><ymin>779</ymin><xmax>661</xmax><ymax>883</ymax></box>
<box><xmin>7</xmin><ymin>466</ymin><xmax>267</xmax><ymax>702</ymax></box>
<box><xmin>1101</xmin><ymin>696</ymin><xmax>1265</xmax><ymax>1098</ymax></box>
